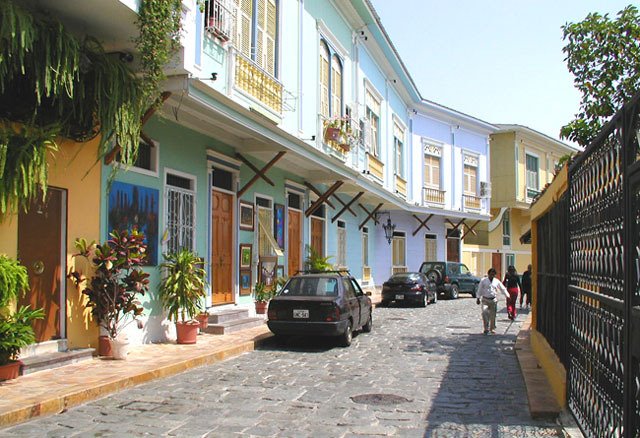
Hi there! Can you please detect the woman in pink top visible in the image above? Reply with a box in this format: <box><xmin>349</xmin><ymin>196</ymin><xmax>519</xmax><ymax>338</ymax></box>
<box><xmin>503</xmin><ymin>265</ymin><xmax>521</xmax><ymax>320</ymax></box>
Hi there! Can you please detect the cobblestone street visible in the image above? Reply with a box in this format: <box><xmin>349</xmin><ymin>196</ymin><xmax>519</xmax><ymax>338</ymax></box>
<box><xmin>0</xmin><ymin>297</ymin><xmax>566</xmax><ymax>437</ymax></box>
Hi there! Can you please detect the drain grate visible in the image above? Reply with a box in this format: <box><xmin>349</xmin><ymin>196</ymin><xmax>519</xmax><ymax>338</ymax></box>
<box><xmin>351</xmin><ymin>393</ymin><xmax>411</xmax><ymax>405</ymax></box>
<box><xmin>117</xmin><ymin>400</ymin><xmax>166</xmax><ymax>412</ymax></box>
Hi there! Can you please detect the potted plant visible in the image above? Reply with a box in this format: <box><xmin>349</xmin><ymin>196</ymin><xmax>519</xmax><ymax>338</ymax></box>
<box><xmin>158</xmin><ymin>249</ymin><xmax>208</xmax><ymax>344</ymax></box>
<box><xmin>304</xmin><ymin>245</ymin><xmax>334</xmax><ymax>272</ymax></box>
<box><xmin>253</xmin><ymin>281</ymin><xmax>272</xmax><ymax>315</ymax></box>
<box><xmin>0</xmin><ymin>255</ymin><xmax>44</xmax><ymax>380</ymax></box>
<box><xmin>68</xmin><ymin>230</ymin><xmax>149</xmax><ymax>359</ymax></box>
<box><xmin>323</xmin><ymin>116</ymin><xmax>357</xmax><ymax>151</ymax></box>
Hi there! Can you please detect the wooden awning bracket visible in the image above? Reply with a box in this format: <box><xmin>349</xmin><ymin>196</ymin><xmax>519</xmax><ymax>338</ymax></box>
<box><xmin>461</xmin><ymin>220</ymin><xmax>481</xmax><ymax>240</ymax></box>
<box><xmin>445</xmin><ymin>218</ymin><xmax>466</xmax><ymax>232</ymax></box>
<box><xmin>412</xmin><ymin>213</ymin><xmax>434</xmax><ymax>236</ymax></box>
<box><xmin>236</xmin><ymin>151</ymin><xmax>286</xmax><ymax>197</ymax></box>
<box><xmin>358</xmin><ymin>203</ymin><xmax>383</xmax><ymax>230</ymax></box>
<box><xmin>305</xmin><ymin>181</ymin><xmax>344</xmax><ymax>217</ymax></box>
<box><xmin>304</xmin><ymin>182</ymin><xmax>335</xmax><ymax>210</ymax></box>
<box><xmin>331</xmin><ymin>192</ymin><xmax>364</xmax><ymax>223</ymax></box>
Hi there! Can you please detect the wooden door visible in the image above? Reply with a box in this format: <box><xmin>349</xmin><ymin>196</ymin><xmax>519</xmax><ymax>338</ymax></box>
<box><xmin>446</xmin><ymin>237</ymin><xmax>460</xmax><ymax>262</ymax></box>
<box><xmin>310</xmin><ymin>217</ymin><xmax>324</xmax><ymax>257</ymax></box>
<box><xmin>18</xmin><ymin>188</ymin><xmax>65</xmax><ymax>342</ymax></box>
<box><xmin>287</xmin><ymin>209</ymin><xmax>301</xmax><ymax>276</ymax></box>
<box><xmin>492</xmin><ymin>252</ymin><xmax>502</xmax><ymax>280</ymax></box>
<box><xmin>212</xmin><ymin>190</ymin><xmax>234</xmax><ymax>305</ymax></box>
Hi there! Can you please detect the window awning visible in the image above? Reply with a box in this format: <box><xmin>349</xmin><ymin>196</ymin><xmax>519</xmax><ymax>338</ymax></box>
<box><xmin>258</xmin><ymin>213</ymin><xmax>284</xmax><ymax>256</ymax></box>
<box><xmin>520</xmin><ymin>229</ymin><xmax>532</xmax><ymax>244</ymax></box>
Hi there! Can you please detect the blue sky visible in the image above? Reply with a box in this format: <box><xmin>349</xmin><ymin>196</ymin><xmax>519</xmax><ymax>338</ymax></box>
<box><xmin>368</xmin><ymin>0</ymin><xmax>635</xmax><ymax>144</ymax></box>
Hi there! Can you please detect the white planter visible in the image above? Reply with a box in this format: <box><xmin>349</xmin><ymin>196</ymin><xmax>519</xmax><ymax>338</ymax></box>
<box><xmin>110</xmin><ymin>337</ymin><xmax>130</xmax><ymax>360</ymax></box>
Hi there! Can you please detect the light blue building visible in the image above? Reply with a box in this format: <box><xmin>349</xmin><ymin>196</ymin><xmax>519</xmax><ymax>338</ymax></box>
<box><xmin>37</xmin><ymin>0</ymin><xmax>496</xmax><ymax>344</ymax></box>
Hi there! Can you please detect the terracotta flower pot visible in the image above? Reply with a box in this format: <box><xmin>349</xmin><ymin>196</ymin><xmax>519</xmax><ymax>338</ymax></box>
<box><xmin>255</xmin><ymin>301</ymin><xmax>268</xmax><ymax>315</ymax></box>
<box><xmin>98</xmin><ymin>335</ymin><xmax>113</xmax><ymax>357</ymax></box>
<box><xmin>176</xmin><ymin>321</ymin><xmax>199</xmax><ymax>344</ymax></box>
<box><xmin>196</xmin><ymin>313</ymin><xmax>209</xmax><ymax>332</ymax></box>
<box><xmin>0</xmin><ymin>360</ymin><xmax>22</xmax><ymax>381</ymax></box>
<box><xmin>324</xmin><ymin>126</ymin><xmax>341</xmax><ymax>143</ymax></box>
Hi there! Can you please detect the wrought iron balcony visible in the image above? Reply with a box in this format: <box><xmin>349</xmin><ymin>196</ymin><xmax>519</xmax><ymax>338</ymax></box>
<box><xmin>203</xmin><ymin>0</ymin><xmax>235</xmax><ymax>43</ymax></box>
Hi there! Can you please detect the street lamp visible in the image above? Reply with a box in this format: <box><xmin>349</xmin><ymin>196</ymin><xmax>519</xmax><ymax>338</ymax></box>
<box><xmin>381</xmin><ymin>213</ymin><xmax>396</xmax><ymax>245</ymax></box>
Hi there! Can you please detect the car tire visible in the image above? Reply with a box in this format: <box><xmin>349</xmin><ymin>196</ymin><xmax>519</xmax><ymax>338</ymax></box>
<box><xmin>426</xmin><ymin>269</ymin><xmax>441</xmax><ymax>284</ymax></box>
<box><xmin>471</xmin><ymin>285</ymin><xmax>477</xmax><ymax>298</ymax></box>
<box><xmin>362</xmin><ymin>311</ymin><xmax>372</xmax><ymax>333</ymax></box>
<box><xmin>340</xmin><ymin>320</ymin><xmax>353</xmax><ymax>347</ymax></box>
<box><xmin>449</xmin><ymin>284</ymin><xmax>459</xmax><ymax>300</ymax></box>
<box><xmin>420</xmin><ymin>292</ymin><xmax>427</xmax><ymax>307</ymax></box>
<box><xmin>431</xmin><ymin>291</ymin><xmax>438</xmax><ymax>304</ymax></box>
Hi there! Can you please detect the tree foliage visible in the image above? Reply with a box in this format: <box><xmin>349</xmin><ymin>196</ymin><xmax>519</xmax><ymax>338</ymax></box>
<box><xmin>561</xmin><ymin>5</ymin><xmax>640</xmax><ymax>146</ymax></box>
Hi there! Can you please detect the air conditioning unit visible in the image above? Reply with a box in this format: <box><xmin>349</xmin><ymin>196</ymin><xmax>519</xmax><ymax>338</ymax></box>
<box><xmin>480</xmin><ymin>181</ymin><xmax>492</xmax><ymax>198</ymax></box>
<box><xmin>359</xmin><ymin>118</ymin><xmax>371</xmax><ymax>148</ymax></box>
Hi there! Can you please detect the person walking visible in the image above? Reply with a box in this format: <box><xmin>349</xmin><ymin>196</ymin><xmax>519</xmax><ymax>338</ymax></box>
<box><xmin>476</xmin><ymin>268</ymin><xmax>510</xmax><ymax>335</ymax></box>
<box><xmin>503</xmin><ymin>265</ymin><xmax>521</xmax><ymax>320</ymax></box>
<box><xmin>520</xmin><ymin>264</ymin><xmax>532</xmax><ymax>308</ymax></box>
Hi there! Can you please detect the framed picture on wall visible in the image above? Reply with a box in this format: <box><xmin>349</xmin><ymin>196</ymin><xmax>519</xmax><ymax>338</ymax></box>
<box><xmin>275</xmin><ymin>264</ymin><xmax>285</xmax><ymax>280</ymax></box>
<box><xmin>239</xmin><ymin>269</ymin><xmax>252</xmax><ymax>296</ymax></box>
<box><xmin>239</xmin><ymin>244</ymin><xmax>252</xmax><ymax>269</ymax></box>
<box><xmin>239</xmin><ymin>200</ymin><xmax>254</xmax><ymax>231</ymax></box>
<box><xmin>273</xmin><ymin>203</ymin><xmax>285</xmax><ymax>249</ymax></box>
<box><xmin>258</xmin><ymin>256</ymin><xmax>278</xmax><ymax>288</ymax></box>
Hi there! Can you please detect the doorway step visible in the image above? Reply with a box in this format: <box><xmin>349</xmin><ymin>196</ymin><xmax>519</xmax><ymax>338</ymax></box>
<box><xmin>202</xmin><ymin>308</ymin><xmax>265</xmax><ymax>335</ymax></box>
<box><xmin>19</xmin><ymin>340</ymin><xmax>95</xmax><ymax>375</ymax></box>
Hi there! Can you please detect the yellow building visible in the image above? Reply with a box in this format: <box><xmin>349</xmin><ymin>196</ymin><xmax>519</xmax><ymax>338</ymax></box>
<box><xmin>462</xmin><ymin>125</ymin><xmax>577</xmax><ymax>279</ymax></box>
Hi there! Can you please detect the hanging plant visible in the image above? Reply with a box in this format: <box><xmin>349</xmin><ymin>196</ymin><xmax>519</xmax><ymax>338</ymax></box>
<box><xmin>0</xmin><ymin>0</ymin><xmax>182</xmax><ymax>218</ymax></box>
<box><xmin>135</xmin><ymin>0</ymin><xmax>183</xmax><ymax>107</ymax></box>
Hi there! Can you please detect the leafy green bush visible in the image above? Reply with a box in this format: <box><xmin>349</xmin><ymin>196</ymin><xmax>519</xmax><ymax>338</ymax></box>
<box><xmin>158</xmin><ymin>249</ymin><xmax>208</xmax><ymax>322</ymax></box>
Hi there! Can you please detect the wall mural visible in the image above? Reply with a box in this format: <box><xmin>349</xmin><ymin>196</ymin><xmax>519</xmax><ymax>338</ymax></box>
<box><xmin>108</xmin><ymin>181</ymin><xmax>159</xmax><ymax>265</ymax></box>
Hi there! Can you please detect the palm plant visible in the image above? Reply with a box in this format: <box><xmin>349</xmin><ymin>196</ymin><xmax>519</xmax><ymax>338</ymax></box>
<box><xmin>158</xmin><ymin>249</ymin><xmax>208</xmax><ymax>323</ymax></box>
<box><xmin>304</xmin><ymin>245</ymin><xmax>334</xmax><ymax>272</ymax></box>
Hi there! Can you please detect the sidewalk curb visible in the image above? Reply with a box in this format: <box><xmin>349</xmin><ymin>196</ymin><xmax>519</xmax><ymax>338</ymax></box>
<box><xmin>0</xmin><ymin>332</ymin><xmax>274</xmax><ymax>428</ymax></box>
<box><xmin>514</xmin><ymin>316</ymin><xmax>562</xmax><ymax>421</ymax></box>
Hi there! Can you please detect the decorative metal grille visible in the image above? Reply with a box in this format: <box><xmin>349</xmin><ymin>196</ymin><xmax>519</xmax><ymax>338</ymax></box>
<box><xmin>564</xmin><ymin>93</ymin><xmax>640</xmax><ymax>438</ymax></box>
<box><xmin>536</xmin><ymin>193</ymin><xmax>569</xmax><ymax>367</ymax></box>
<box><xmin>165</xmin><ymin>187</ymin><xmax>195</xmax><ymax>254</ymax></box>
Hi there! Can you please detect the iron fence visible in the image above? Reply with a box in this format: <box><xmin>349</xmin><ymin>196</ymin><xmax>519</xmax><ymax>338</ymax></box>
<box><xmin>536</xmin><ymin>192</ymin><xmax>569</xmax><ymax>368</ymax></box>
<box><xmin>565</xmin><ymin>93</ymin><xmax>640</xmax><ymax>438</ymax></box>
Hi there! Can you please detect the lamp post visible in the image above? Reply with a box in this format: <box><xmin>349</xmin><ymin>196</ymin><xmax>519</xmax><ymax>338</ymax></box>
<box><xmin>382</xmin><ymin>215</ymin><xmax>396</xmax><ymax>245</ymax></box>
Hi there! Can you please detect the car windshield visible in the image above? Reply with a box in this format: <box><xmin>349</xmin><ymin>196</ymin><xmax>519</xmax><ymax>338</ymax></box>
<box><xmin>420</xmin><ymin>262</ymin><xmax>445</xmax><ymax>274</ymax></box>
<box><xmin>389</xmin><ymin>273</ymin><xmax>421</xmax><ymax>282</ymax></box>
<box><xmin>279</xmin><ymin>277</ymin><xmax>339</xmax><ymax>297</ymax></box>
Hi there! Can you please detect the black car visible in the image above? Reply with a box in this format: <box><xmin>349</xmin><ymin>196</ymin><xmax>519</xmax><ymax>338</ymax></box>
<box><xmin>267</xmin><ymin>271</ymin><xmax>372</xmax><ymax>347</ymax></box>
<box><xmin>418</xmin><ymin>261</ymin><xmax>480</xmax><ymax>299</ymax></box>
<box><xmin>380</xmin><ymin>272</ymin><xmax>437</xmax><ymax>307</ymax></box>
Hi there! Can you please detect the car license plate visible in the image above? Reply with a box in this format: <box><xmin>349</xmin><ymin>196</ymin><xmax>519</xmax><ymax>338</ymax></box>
<box><xmin>293</xmin><ymin>309</ymin><xmax>309</xmax><ymax>318</ymax></box>
<box><xmin>395</xmin><ymin>294</ymin><xmax>404</xmax><ymax>300</ymax></box>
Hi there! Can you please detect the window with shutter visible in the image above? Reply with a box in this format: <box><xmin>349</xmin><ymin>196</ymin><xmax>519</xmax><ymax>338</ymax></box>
<box><xmin>319</xmin><ymin>42</ymin><xmax>330</xmax><ymax>118</ymax></box>
<box><xmin>424</xmin><ymin>154</ymin><xmax>440</xmax><ymax>188</ymax></box>
<box><xmin>394</xmin><ymin>122</ymin><xmax>404</xmax><ymax>177</ymax></box>
<box><xmin>425</xmin><ymin>235</ymin><xmax>437</xmax><ymax>261</ymax></box>
<box><xmin>464</xmin><ymin>164</ymin><xmax>477</xmax><ymax>195</ymax></box>
<box><xmin>235</xmin><ymin>0</ymin><xmax>252</xmax><ymax>58</ymax></box>
<box><xmin>331</xmin><ymin>55</ymin><xmax>342</xmax><ymax>117</ymax></box>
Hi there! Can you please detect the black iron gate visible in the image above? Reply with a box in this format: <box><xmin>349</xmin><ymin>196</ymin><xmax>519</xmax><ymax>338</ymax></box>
<box><xmin>566</xmin><ymin>93</ymin><xmax>640</xmax><ymax>438</ymax></box>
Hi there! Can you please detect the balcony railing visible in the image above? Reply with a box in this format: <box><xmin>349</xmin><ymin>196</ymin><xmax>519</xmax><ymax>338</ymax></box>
<box><xmin>395</xmin><ymin>175</ymin><xmax>407</xmax><ymax>198</ymax></box>
<box><xmin>234</xmin><ymin>53</ymin><xmax>283</xmax><ymax>114</ymax></box>
<box><xmin>320</xmin><ymin>115</ymin><xmax>359</xmax><ymax>159</ymax></box>
<box><xmin>463</xmin><ymin>194</ymin><xmax>482</xmax><ymax>210</ymax></box>
<box><xmin>423</xmin><ymin>186</ymin><xmax>445</xmax><ymax>206</ymax></box>
<box><xmin>203</xmin><ymin>0</ymin><xmax>235</xmax><ymax>42</ymax></box>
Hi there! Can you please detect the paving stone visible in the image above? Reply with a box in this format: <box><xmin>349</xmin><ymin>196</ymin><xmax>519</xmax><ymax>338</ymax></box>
<box><xmin>0</xmin><ymin>299</ymin><xmax>571</xmax><ymax>437</ymax></box>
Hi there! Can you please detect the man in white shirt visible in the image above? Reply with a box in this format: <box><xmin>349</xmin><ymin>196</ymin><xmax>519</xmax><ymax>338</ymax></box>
<box><xmin>476</xmin><ymin>268</ymin><xmax>510</xmax><ymax>335</ymax></box>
